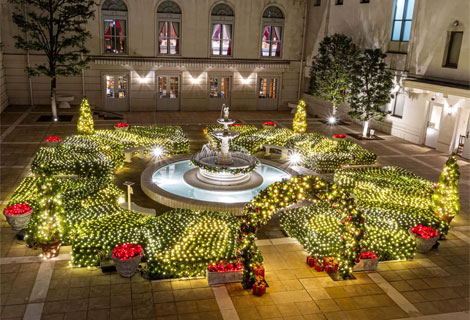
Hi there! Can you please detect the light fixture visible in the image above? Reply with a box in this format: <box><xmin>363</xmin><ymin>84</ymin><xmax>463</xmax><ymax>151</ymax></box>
<box><xmin>289</xmin><ymin>152</ymin><xmax>302</xmax><ymax>166</ymax></box>
<box><xmin>151</xmin><ymin>146</ymin><xmax>164</xmax><ymax>158</ymax></box>
<box><xmin>190</xmin><ymin>76</ymin><xmax>201</xmax><ymax>84</ymax></box>
<box><xmin>447</xmin><ymin>104</ymin><xmax>454</xmax><ymax>116</ymax></box>
<box><xmin>453</xmin><ymin>20</ymin><xmax>459</xmax><ymax>26</ymax></box>
<box><xmin>241</xmin><ymin>77</ymin><xmax>250</xmax><ymax>85</ymax></box>
<box><xmin>328</xmin><ymin>116</ymin><xmax>337</xmax><ymax>125</ymax></box>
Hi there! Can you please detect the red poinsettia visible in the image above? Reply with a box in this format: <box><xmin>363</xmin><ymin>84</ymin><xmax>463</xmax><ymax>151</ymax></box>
<box><xmin>112</xmin><ymin>243</ymin><xmax>143</xmax><ymax>261</ymax></box>
<box><xmin>208</xmin><ymin>262</ymin><xmax>243</xmax><ymax>273</ymax></box>
<box><xmin>410</xmin><ymin>225</ymin><xmax>439</xmax><ymax>239</ymax></box>
<box><xmin>115</xmin><ymin>122</ymin><xmax>129</xmax><ymax>128</ymax></box>
<box><xmin>359</xmin><ymin>251</ymin><xmax>377</xmax><ymax>259</ymax></box>
<box><xmin>4</xmin><ymin>203</ymin><xmax>32</xmax><ymax>216</ymax></box>
<box><xmin>45</xmin><ymin>136</ymin><xmax>61</xmax><ymax>142</ymax></box>
<box><xmin>230</xmin><ymin>123</ymin><xmax>245</xmax><ymax>127</ymax></box>
<box><xmin>333</xmin><ymin>134</ymin><xmax>347</xmax><ymax>139</ymax></box>
<box><xmin>263</xmin><ymin>121</ymin><xmax>276</xmax><ymax>127</ymax></box>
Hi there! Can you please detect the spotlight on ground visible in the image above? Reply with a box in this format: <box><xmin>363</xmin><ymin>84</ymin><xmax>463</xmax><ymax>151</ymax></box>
<box><xmin>151</xmin><ymin>146</ymin><xmax>164</xmax><ymax>158</ymax></box>
<box><xmin>328</xmin><ymin>116</ymin><xmax>337</xmax><ymax>125</ymax></box>
<box><xmin>289</xmin><ymin>152</ymin><xmax>302</xmax><ymax>166</ymax></box>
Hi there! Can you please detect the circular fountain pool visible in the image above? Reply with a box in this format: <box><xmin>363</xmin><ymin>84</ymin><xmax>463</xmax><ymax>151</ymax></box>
<box><xmin>141</xmin><ymin>158</ymin><xmax>291</xmax><ymax>215</ymax></box>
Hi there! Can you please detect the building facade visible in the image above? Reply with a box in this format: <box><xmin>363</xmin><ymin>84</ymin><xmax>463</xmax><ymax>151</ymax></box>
<box><xmin>0</xmin><ymin>0</ymin><xmax>469</xmax><ymax>157</ymax></box>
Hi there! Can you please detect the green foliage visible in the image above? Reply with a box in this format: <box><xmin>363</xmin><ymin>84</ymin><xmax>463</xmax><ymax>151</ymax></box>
<box><xmin>77</xmin><ymin>98</ymin><xmax>95</xmax><ymax>135</ymax></box>
<box><xmin>348</xmin><ymin>49</ymin><xmax>393</xmax><ymax>124</ymax></box>
<box><xmin>309</xmin><ymin>34</ymin><xmax>359</xmax><ymax>112</ymax></box>
<box><xmin>432</xmin><ymin>155</ymin><xmax>460</xmax><ymax>221</ymax></box>
<box><xmin>9</xmin><ymin>0</ymin><xmax>96</xmax><ymax>78</ymax></box>
<box><xmin>293</xmin><ymin>99</ymin><xmax>307</xmax><ymax>134</ymax></box>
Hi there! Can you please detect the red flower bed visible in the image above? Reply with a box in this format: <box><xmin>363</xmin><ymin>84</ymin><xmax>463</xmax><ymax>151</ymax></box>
<box><xmin>359</xmin><ymin>251</ymin><xmax>377</xmax><ymax>260</ymax></box>
<box><xmin>410</xmin><ymin>225</ymin><xmax>439</xmax><ymax>239</ymax></box>
<box><xmin>208</xmin><ymin>262</ymin><xmax>242</xmax><ymax>273</ymax></box>
<box><xmin>112</xmin><ymin>243</ymin><xmax>143</xmax><ymax>261</ymax></box>
<box><xmin>263</xmin><ymin>121</ymin><xmax>276</xmax><ymax>127</ymax></box>
<box><xmin>230</xmin><ymin>123</ymin><xmax>245</xmax><ymax>127</ymax></box>
<box><xmin>4</xmin><ymin>203</ymin><xmax>32</xmax><ymax>216</ymax></box>
<box><xmin>115</xmin><ymin>122</ymin><xmax>129</xmax><ymax>128</ymax></box>
<box><xmin>333</xmin><ymin>134</ymin><xmax>347</xmax><ymax>139</ymax></box>
<box><xmin>45</xmin><ymin>136</ymin><xmax>61</xmax><ymax>142</ymax></box>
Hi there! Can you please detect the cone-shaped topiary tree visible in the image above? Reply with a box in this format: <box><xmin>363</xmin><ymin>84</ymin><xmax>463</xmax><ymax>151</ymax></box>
<box><xmin>77</xmin><ymin>97</ymin><xmax>95</xmax><ymax>135</ymax></box>
<box><xmin>432</xmin><ymin>155</ymin><xmax>460</xmax><ymax>223</ymax></box>
<box><xmin>293</xmin><ymin>99</ymin><xmax>308</xmax><ymax>134</ymax></box>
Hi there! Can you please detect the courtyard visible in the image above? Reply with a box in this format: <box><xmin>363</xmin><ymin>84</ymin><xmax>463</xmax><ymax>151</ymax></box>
<box><xmin>0</xmin><ymin>105</ymin><xmax>469</xmax><ymax>320</ymax></box>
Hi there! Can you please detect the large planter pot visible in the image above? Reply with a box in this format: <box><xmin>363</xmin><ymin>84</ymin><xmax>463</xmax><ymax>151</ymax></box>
<box><xmin>40</xmin><ymin>239</ymin><xmax>62</xmax><ymax>259</ymax></box>
<box><xmin>353</xmin><ymin>258</ymin><xmax>379</xmax><ymax>272</ymax></box>
<box><xmin>262</xmin><ymin>125</ymin><xmax>277</xmax><ymax>129</ymax></box>
<box><xmin>114</xmin><ymin>125</ymin><xmax>129</xmax><ymax>132</ymax></box>
<box><xmin>112</xmin><ymin>255</ymin><xmax>141</xmax><ymax>278</ymax></box>
<box><xmin>207</xmin><ymin>268</ymin><xmax>243</xmax><ymax>285</ymax></box>
<box><xmin>4</xmin><ymin>210</ymin><xmax>32</xmax><ymax>232</ymax></box>
<box><xmin>409</xmin><ymin>230</ymin><xmax>438</xmax><ymax>253</ymax></box>
<box><xmin>45</xmin><ymin>141</ymin><xmax>60</xmax><ymax>147</ymax></box>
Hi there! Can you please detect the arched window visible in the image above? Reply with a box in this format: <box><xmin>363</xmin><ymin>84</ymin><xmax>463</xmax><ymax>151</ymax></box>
<box><xmin>102</xmin><ymin>0</ymin><xmax>128</xmax><ymax>54</ymax></box>
<box><xmin>157</xmin><ymin>1</ymin><xmax>182</xmax><ymax>55</ymax></box>
<box><xmin>211</xmin><ymin>3</ymin><xmax>234</xmax><ymax>56</ymax></box>
<box><xmin>261</xmin><ymin>6</ymin><xmax>284</xmax><ymax>57</ymax></box>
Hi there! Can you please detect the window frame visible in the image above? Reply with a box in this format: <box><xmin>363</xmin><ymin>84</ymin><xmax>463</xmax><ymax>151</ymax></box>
<box><xmin>208</xmin><ymin>75</ymin><xmax>231</xmax><ymax>99</ymax></box>
<box><xmin>360</xmin><ymin>0</ymin><xmax>370</xmax><ymax>3</ymax></box>
<box><xmin>336</xmin><ymin>0</ymin><xmax>344</xmax><ymax>5</ymax></box>
<box><xmin>443</xmin><ymin>31</ymin><xmax>463</xmax><ymax>69</ymax></box>
<box><xmin>313</xmin><ymin>0</ymin><xmax>321</xmax><ymax>6</ymax></box>
<box><xmin>211</xmin><ymin>15</ymin><xmax>234</xmax><ymax>57</ymax></box>
<box><xmin>258</xmin><ymin>77</ymin><xmax>279</xmax><ymax>99</ymax></box>
<box><xmin>391</xmin><ymin>0</ymin><xmax>415</xmax><ymax>42</ymax></box>
<box><xmin>157</xmin><ymin>10</ymin><xmax>182</xmax><ymax>56</ymax></box>
<box><xmin>392</xmin><ymin>92</ymin><xmax>405</xmax><ymax>118</ymax></box>
<box><xmin>102</xmin><ymin>10</ymin><xmax>128</xmax><ymax>55</ymax></box>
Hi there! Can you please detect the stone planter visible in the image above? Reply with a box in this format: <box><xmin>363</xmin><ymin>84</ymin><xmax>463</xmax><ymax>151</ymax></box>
<box><xmin>4</xmin><ymin>210</ymin><xmax>32</xmax><ymax>232</ymax></box>
<box><xmin>262</xmin><ymin>124</ymin><xmax>277</xmax><ymax>129</ymax></box>
<box><xmin>112</xmin><ymin>255</ymin><xmax>141</xmax><ymax>277</ymax></box>
<box><xmin>207</xmin><ymin>268</ymin><xmax>243</xmax><ymax>285</ymax></box>
<box><xmin>40</xmin><ymin>239</ymin><xmax>62</xmax><ymax>259</ymax></box>
<box><xmin>353</xmin><ymin>258</ymin><xmax>379</xmax><ymax>272</ymax></box>
<box><xmin>45</xmin><ymin>141</ymin><xmax>60</xmax><ymax>147</ymax></box>
<box><xmin>114</xmin><ymin>125</ymin><xmax>129</xmax><ymax>132</ymax></box>
<box><xmin>409</xmin><ymin>230</ymin><xmax>438</xmax><ymax>253</ymax></box>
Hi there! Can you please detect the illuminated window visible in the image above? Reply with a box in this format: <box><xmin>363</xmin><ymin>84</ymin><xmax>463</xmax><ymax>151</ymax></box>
<box><xmin>102</xmin><ymin>0</ymin><xmax>128</xmax><ymax>54</ymax></box>
<box><xmin>444</xmin><ymin>31</ymin><xmax>463</xmax><ymax>68</ymax></box>
<box><xmin>158</xmin><ymin>76</ymin><xmax>179</xmax><ymax>98</ymax></box>
<box><xmin>211</xmin><ymin>4</ymin><xmax>234</xmax><ymax>56</ymax></box>
<box><xmin>157</xmin><ymin>1</ymin><xmax>181</xmax><ymax>55</ymax></box>
<box><xmin>210</xmin><ymin>77</ymin><xmax>230</xmax><ymax>98</ymax></box>
<box><xmin>391</xmin><ymin>0</ymin><xmax>415</xmax><ymax>42</ymax></box>
<box><xmin>259</xmin><ymin>78</ymin><xmax>278</xmax><ymax>99</ymax></box>
<box><xmin>106</xmin><ymin>75</ymin><xmax>128</xmax><ymax>99</ymax></box>
<box><xmin>262</xmin><ymin>6</ymin><xmax>284</xmax><ymax>57</ymax></box>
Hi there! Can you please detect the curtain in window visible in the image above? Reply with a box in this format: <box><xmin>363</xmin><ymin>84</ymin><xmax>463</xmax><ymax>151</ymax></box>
<box><xmin>223</xmin><ymin>24</ymin><xmax>231</xmax><ymax>55</ymax></box>
<box><xmin>158</xmin><ymin>22</ymin><xmax>167</xmax><ymax>54</ymax></box>
<box><xmin>170</xmin><ymin>22</ymin><xmax>179</xmax><ymax>54</ymax></box>
<box><xmin>272</xmin><ymin>26</ymin><xmax>281</xmax><ymax>56</ymax></box>
<box><xmin>212</xmin><ymin>24</ymin><xmax>222</xmax><ymax>55</ymax></box>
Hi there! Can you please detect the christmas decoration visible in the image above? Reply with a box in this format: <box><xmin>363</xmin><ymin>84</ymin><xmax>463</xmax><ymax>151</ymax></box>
<box><xmin>431</xmin><ymin>155</ymin><xmax>460</xmax><ymax>223</ymax></box>
<box><xmin>332</xmin><ymin>134</ymin><xmax>347</xmax><ymax>139</ymax></box>
<box><xmin>3</xmin><ymin>203</ymin><xmax>33</xmax><ymax>231</ymax></box>
<box><xmin>112</xmin><ymin>243</ymin><xmax>144</xmax><ymax>261</ymax></box>
<box><xmin>409</xmin><ymin>225</ymin><xmax>439</xmax><ymax>253</ymax></box>
<box><xmin>292</xmin><ymin>99</ymin><xmax>307</xmax><ymax>134</ymax></box>
<box><xmin>77</xmin><ymin>98</ymin><xmax>95</xmax><ymax>135</ymax></box>
<box><xmin>263</xmin><ymin>121</ymin><xmax>277</xmax><ymax>128</ymax></box>
<box><xmin>45</xmin><ymin>136</ymin><xmax>62</xmax><ymax>142</ymax></box>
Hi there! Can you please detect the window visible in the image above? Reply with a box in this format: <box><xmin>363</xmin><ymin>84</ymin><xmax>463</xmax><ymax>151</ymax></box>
<box><xmin>262</xmin><ymin>6</ymin><xmax>284</xmax><ymax>57</ymax></box>
<box><xmin>157</xmin><ymin>1</ymin><xmax>181</xmax><ymax>55</ymax></box>
<box><xmin>102</xmin><ymin>0</ymin><xmax>128</xmax><ymax>54</ymax></box>
<box><xmin>106</xmin><ymin>75</ymin><xmax>128</xmax><ymax>99</ymax></box>
<box><xmin>158</xmin><ymin>76</ymin><xmax>179</xmax><ymax>98</ymax></box>
<box><xmin>444</xmin><ymin>31</ymin><xmax>463</xmax><ymax>68</ymax></box>
<box><xmin>360</xmin><ymin>0</ymin><xmax>370</xmax><ymax>3</ymax></box>
<box><xmin>336</xmin><ymin>0</ymin><xmax>343</xmax><ymax>5</ymax></box>
<box><xmin>314</xmin><ymin>0</ymin><xmax>321</xmax><ymax>6</ymax></box>
<box><xmin>392</xmin><ymin>92</ymin><xmax>405</xmax><ymax>117</ymax></box>
<box><xmin>211</xmin><ymin>4</ymin><xmax>234</xmax><ymax>56</ymax></box>
<box><xmin>210</xmin><ymin>77</ymin><xmax>230</xmax><ymax>98</ymax></box>
<box><xmin>391</xmin><ymin>0</ymin><xmax>415</xmax><ymax>42</ymax></box>
<box><xmin>259</xmin><ymin>78</ymin><xmax>278</xmax><ymax>99</ymax></box>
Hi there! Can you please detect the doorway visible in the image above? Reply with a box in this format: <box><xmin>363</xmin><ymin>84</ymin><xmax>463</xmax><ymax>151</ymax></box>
<box><xmin>257</xmin><ymin>77</ymin><xmax>279</xmax><ymax>110</ymax></box>
<box><xmin>208</xmin><ymin>76</ymin><xmax>231</xmax><ymax>111</ymax></box>
<box><xmin>104</xmin><ymin>74</ymin><xmax>129</xmax><ymax>112</ymax></box>
<box><xmin>156</xmin><ymin>75</ymin><xmax>180</xmax><ymax>111</ymax></box>
<box><xmin>424</xmin><ymin>103</ymin><xmax>443</xmax><ymax>148</ymax></box>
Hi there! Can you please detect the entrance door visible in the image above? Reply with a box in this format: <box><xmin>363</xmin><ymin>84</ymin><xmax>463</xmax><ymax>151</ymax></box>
<box><xmin>424</xmin><ymin>103</ymin><xmax>443</xmax><ymax>148</ymax></box>
<box><xmin>257</xmin><ymin>77</ymin><xmax>279</xmax><ymax>110</ymax></box>
<box><xmin>208</xmin><ymin>76</ymin><xmax>231</xmax><ymax>111</ymax></box>
<box><xmin>104</xmin><ymin>74</ymin><xmax>129</xmax><ymax>111</ymax></box>
<box><xmin>157</xmin><ymin>75</ymin><xmax>180</xmax><ymax>111</ymax></box>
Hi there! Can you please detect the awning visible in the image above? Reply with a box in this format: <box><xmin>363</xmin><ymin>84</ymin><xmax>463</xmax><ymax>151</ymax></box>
<box><xmin>403</xmin><ymin>78</ymin><xmax>470</xmax><ymax>98</ymax></box>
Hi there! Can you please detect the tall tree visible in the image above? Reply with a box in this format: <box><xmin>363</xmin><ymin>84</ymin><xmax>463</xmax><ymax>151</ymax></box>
<box><xmin>348</xmin><ymin>49</ymin><xmax>393</xmax><ymax>137</ymax></box>
<box><xmin>432</xmin><ymin>155</ymin><xmax>460</xmax><ymax>223</ymax></box>
<box><xmin>9</xmin><ymin>0</ymin><xmax>96</xmax><ymax>120</ymax></box>
<box><xmin>309</xmin><ymin>34</ymin><xmax>359</xmax><ymax>118</ymax></box>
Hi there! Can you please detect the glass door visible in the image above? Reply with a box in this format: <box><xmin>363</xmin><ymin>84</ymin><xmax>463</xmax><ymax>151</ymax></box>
<box><xmin>104</xmin><ymin>74</ymin><xmax>129</xmax><ymax>111</ymax></box>
<box><xmin>156</xmin><ymin>75</ymin><xmax>180</xmax><ymax>111</ymax></box>
<box><xmin>257</xmin><ymin>77</ymin><xmax>279</xmax><ymax>110</ymax></box>
<box><xmin>208</xmin><ymin>76</ymin><xmax>231</xmax><ymax>110</ymax></box>
<box><xmin>424</xmin><ymin>103</ymin><xmax>443</xmax><ymax>148</ymax></box>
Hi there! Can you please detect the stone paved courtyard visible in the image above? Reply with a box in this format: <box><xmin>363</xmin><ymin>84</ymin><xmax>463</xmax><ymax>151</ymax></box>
<box><xmin>0</xmin><ymin>105</ymin><xmax>469</xmax><ymax>320</ymax></box>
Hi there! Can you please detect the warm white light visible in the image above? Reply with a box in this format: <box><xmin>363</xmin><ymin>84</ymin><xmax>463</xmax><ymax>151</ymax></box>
<box><xmin>289</xmin><ymin>152</ymin><xmax>302</xmax><ymax>166</ymax></box>
<box><xmin>328</xmin><ymin>116</ymin><xmax>337</xmax><ymax>125</ymax></box>
<box><xmin>53</xmin><ymin>117</ymin><xmax>59</xmax><ymax>122</ymax></box>
<box><xmin>151</xmin><ymin>147</ymin><xmax>164</xmax><ymax>158</ymax></box>
<box><xmin>118</xmin><ymin>196</ymin><xmax>125</xmax><ymax>204</ymax></box>
<box><xmin>190</xmin><ymin>76</ymin><xmax>201</xmax><ymax>84</ymax></box>
<box><xmin>138</xmin><ymin>76</ymin><xmax>150</xmax><ymax>84</ymax></box>
<box><xmin>241</xmin><ymin>77</ymin><xmax>250</xmax><ymax>85</ymax></box>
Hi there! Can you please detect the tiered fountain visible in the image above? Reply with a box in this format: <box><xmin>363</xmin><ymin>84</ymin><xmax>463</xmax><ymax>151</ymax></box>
<box><xmin>141</xmin><ymin>104</ymin><xmax>290</xmax><ymax>214</ymax></box>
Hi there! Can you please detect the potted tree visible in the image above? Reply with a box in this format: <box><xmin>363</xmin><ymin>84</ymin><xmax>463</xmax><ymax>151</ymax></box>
<box><xmin>111</xmin><ymin>243</ymin><xmax>143</xmax><ymax>277</ymax></box>
<box><xmin>348</xmin><ymin>49</ymin><xmax>393</xmax><ymax>138</ymax></box>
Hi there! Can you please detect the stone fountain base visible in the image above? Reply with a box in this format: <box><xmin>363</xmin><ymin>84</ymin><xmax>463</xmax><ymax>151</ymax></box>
<box><xmin>183</xmin><ymin>168</ymin><xmax>263</xmax><ymax>191</ymax></box>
